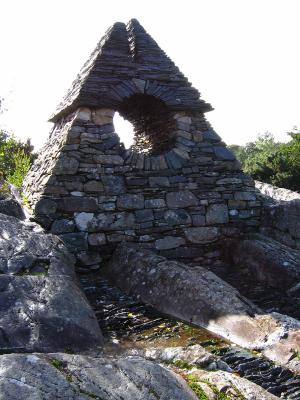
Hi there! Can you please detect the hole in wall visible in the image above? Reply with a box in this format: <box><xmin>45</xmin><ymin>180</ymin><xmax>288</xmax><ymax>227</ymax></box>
<box><xmin>113</xmin><ymin>112</ymin><xmax>135</xmax><ymax>149</ymax></box>
<box><xmin>117</xmin><ymin>94</ymin><xmax>176</xmax><ymax>155</ymax></box>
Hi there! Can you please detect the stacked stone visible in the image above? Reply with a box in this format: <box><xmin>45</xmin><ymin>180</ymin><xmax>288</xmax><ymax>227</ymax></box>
<box><xmin>24</xmin><ymin>18</ymin><xmax>261</xmax><ymax>270</ymax></box>
<box><xmin>50</xmin><ymin>19</ymin><xmax>212</xmax><ymax>123</ymax></box>
<box><xmin>24</xmin><ymin>105</ymin><xmax>260</xmax><ymax>271</ymax></box>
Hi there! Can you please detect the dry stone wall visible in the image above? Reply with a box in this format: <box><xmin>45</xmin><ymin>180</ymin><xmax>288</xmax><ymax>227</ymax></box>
<box><xmin>24</xmin><ymin>107</ymin><xmax>260</xmax><ymax>271</ymax></box>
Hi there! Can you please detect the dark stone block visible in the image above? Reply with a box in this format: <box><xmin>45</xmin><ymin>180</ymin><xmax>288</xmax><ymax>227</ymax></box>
<box><xmin>87</xmin><ymin>123</ymin><xmax>114</xmax><ymax>134</ymax></box>
<box><xmin>57</xmin><ymin>197</ymin><xmax>98</xmax><ymax>213</ymax></box>
<box><xmin>59</xmin><ymin>232</ymin><xmax>88</xmax><ymax>252</ymax></box>
<box><xmin>166</xmin><ymin>191</ymin><xmax>198</xmax><ymax>208</ymax></box>
<box><xmin>164</xmin><ymin>209</ymin><xmax>191</xmax><ymax>226</ymax></box>
<box><xmin>165</xmin><ymin>152</ymin><xmax>183</xmax><ymax>169</ymax></box>
<box><xmin>191</xmin><ymin>214</ymin><xmax>205</xmax><ymax>226</ymax></box>
<box><xmin>92</xmin><ymin>136</ymin><xmax>119</xmax><ymax>150</ymax></box>
<box><xmin>139</xmin><ymin>221</ymin><xmax>154</xmax><ymax>229</ymax></box>
<box><xmin>202</xmin><ymin>130</ymin><xmax>221</xmax><ymax>141</ymax></box>
<box><xmin>35</xmin><ymin>199</ymin><xmax>57</xmax><ymax>215</ymax></box>
<box><xmin>102</xmin><ymin>175</ymin><xmax>125</xmax><ymax>195</ymax></box>
<box><xmin>51</xmin><ymin>219</ymin><xmax>75</xmax><ymax>234</ymax></box>
<box><xmin>169</xmin><ymin>175</ymin><xmax>187</xmax><ymax>184</ymax></box>
<box><xmin>135</xmin><ymin>209</ymin><xmax>154</xmax><ymax>222</ymax></box>
<box><xmin>154</xmin><ymin>210</ymin><xmax>165</xmax><ymax>219</ymax></box>
<box><xmin>176</xmin><ymin>136</ymin><xmax>195</xmax><ymax>147</ymax></box>
<box><xmin>214</xmin><ymin>146</ymin><xmax>236</xmax><ymax>161</ymax></box>
<box><xmin>126</xmin><ymin>177</ymin><xmax>148</xmax><ymax>186</ymax></box>
<box><xmin>149</xmin><ymin>176</ymin><xmax>170</xmax><ymax>187</ymax></box>
<box><xmin>117</xmin><ymin>194</ymin><xmax>144</xmax><ymax>210</ymax></box>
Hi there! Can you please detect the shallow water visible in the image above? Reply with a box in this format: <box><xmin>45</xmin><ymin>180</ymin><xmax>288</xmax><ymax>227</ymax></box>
<box><xmin>79</xmin><ymin>272</ymin><xmax>300</xmax><ymax>399</ymax></box>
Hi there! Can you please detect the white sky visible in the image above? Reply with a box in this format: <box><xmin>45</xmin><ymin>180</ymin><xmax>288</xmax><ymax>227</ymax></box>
<box><xmin>0</xmin><ymin>0</ymin><xmax>299</xmax><ymax>150</ymax></box>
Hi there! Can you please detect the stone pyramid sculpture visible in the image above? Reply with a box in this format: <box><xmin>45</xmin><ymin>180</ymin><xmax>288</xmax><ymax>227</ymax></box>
<box><xmin>24</xmin><ymin>19</ymin><xmax>260</xmax><ymax>270</ymax></box>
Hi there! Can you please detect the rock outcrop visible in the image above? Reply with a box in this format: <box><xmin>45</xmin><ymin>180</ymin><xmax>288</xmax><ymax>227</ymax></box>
<box><xmin>0</xmin><ymin>213</ymin><xmax>75</xmax><ymax>277</ymax></box>
<box><xmin>256</xmin><ymin>180</ymin><xmax>300</xmax><ymax>249</ymax></box>
<box><xmin>256</xmin><ymin>180</ymin><xmax>300</xmax><ymax>202</ymax></box>
<box><xmin>127</xmin><ymin>344</ymin><xmax>231</xmax><ymax>372</ymax></box>
<box><xmin>0</xmin><ymin>213</ymin><xmax>103</xmax><ymax>352</ymax></box>
<box><xmin>0</xmin><ymin>197</ymin><xmax>26</xmax><ymax>220</ymax></box>
<box><xmin>0</xmin><ymin>353</ymin><xmax>197</xmax><ymax>400</ymax></box>
<box><xmin>232</xmin><ymin>233</ymin><xmax>300</xmax><ymax>289</ymax></box>
<box><xmin>190</xmin><ymin>369</ymin><xmax>278</xmax><ymax>400</ymax></box>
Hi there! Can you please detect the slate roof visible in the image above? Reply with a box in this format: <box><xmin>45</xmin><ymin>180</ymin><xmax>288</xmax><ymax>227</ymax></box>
<box><xmin>50</xmin><ymin>19</ymin><xmax>212</xmax><ymax>122</ymax></box>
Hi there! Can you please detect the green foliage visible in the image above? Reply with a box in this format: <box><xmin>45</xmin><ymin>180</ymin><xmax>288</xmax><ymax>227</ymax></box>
<box><xmin>0</xmin><ymin>130</ymin><xmax>35</xmax><ymax>188</ymax></box>
<box><xmin>170</xmin><ymin>359</ymin><xmax>197</xmax><ymax>370</ymax></box>
<box><xmin>187</xmin><ymin>375</ymin><xmax>232</xmax><ymax>400</ymax></box>
<box><xmin>50</xmin><ymin>358</ymin><xmax>64</xmax><ymax>370</ymax></box>
<box><xmin>186</xmin><ymin>376</ymin><xmax>209</xmax><ymax>400</ymax></box>
<box><xmin>6</xmin><ymin>149</ymin><xmax>31</xmax><ymax>188</ymax></box>
<box><xmin>229</xmin><ymin>129</ymin><xmax>300</xmax><ymax>191</ymax></box>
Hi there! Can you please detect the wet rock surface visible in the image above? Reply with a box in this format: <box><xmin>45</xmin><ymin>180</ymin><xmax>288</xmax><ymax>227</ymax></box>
<box><xmin>79</xmin><ymin>273</ymin><xmax>300</xmax><ymax>399</ymax></box>
<box><xmin>209</xmin><ymin>345</ymin><xmax>300</xmax><ymax>398</ymax></box>
<box><xmin>103</xmin><ymin>243</ymin><xmax>300</xmax><ymax>365</ymax></box>
<box><xmin>103</xmin><ymin>243</ymin><xmax>263</xmax><ymax>345</ymax></box>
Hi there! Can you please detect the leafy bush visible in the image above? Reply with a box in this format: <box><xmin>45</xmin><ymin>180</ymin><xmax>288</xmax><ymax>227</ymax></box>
<box><xmin>229</xmin><ymin>129</ymin><xmax>300</xmax><ymax>192</ymax></box>
<box><xmin>6</xmin><ymin>149</ymin><xmax>32</xmax><ymax>188</ymax></box>
<box><xmin>0</xmin><ymin>130</ymin><xmax>35</xmax><ymax>188</ymax></box>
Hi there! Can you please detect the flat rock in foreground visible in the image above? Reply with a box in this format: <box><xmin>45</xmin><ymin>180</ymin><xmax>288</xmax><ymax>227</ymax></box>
<box><xmin>0</xmin><ymin>353</ymin><xmax>197</xmax><ymax>400</ymax></box>
<box><xmin>105</xmin><ymin>244</ymin><xmax>300</xmax><ymax>371</ymax></box>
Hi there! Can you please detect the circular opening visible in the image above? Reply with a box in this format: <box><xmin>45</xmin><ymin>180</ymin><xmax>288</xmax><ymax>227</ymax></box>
<box><xmin>117</xmin><ymin>94</ymin><xmax>176</xmax><ymax>155</ymax></box>
<box><xmin>113</xmin><ymin>112</ymin><xmax>135</xmax><ymax>149</ymax></box>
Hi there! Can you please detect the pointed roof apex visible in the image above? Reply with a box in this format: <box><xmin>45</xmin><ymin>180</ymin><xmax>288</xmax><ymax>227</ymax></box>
<box><xmin>50</xmin><ymin>19</ymin><xmax>212</xmax><ymax>122</ymax></box>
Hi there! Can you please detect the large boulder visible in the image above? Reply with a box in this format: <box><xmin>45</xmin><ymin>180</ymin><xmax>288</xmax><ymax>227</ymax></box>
<box><xmin>232</xmin><ymin>233</ymin><xmax>300</xmax><ymax>289</ymax></box>
<box><xmin>0</xmin><ymin>213</ymin><xmax>103</xmax><ymax>352</ymax></box>
<box><xmin>0</xmin><ymin>275</ymin><xmax>102</xmax><ymax>352</ymax></box>
<box><xmin>0</xmin><ymin>353</ymin><xmax>197</xmax><ymax>400</ymax></box>
<box><xmin>104</xmin><ymin>244</ymin><xmax>300</xmax><ymax>371</ymax></box>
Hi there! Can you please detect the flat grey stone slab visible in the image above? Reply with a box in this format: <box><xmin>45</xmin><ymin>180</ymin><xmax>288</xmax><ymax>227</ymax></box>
<box><xmin>0</xmin><ymin>353</ymin><xmax>197</xmax><ymax>400</ymax></box>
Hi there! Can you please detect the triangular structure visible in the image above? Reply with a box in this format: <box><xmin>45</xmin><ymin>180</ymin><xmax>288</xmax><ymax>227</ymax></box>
<box><xmin>24</xmin><ymin>19</ymin><xmax>260</xmax><ymax>271</ymax></box>
<box><xmin>51</xmin><ymin>19</ymin><xmax>212</xmax><ymax>122</ymax></box>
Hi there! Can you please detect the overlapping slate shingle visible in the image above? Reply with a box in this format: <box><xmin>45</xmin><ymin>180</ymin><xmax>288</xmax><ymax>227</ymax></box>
<box><xmin>50</xmin><ymin>19</ymin><xmax>212</xmax><ymax>122</ymax></box>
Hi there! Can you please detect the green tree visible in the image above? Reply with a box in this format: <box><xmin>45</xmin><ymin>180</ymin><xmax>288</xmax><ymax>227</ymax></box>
<box><xmin>270</xmin><ymin>130</ymin><xmax>300</xmax><ymax>191</ymax></box>
<box><xmin>230</xmin><ymin>130</ymin><xmax>300</xmax><ymax>192</ymax></box>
